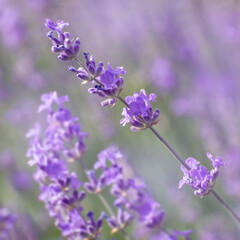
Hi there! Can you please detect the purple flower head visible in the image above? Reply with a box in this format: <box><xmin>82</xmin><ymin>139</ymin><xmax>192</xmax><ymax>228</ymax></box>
<box><xmin>179</xmin><ymin>153</ymin><xmax>226</xmax><ymax>197</ymax></box>
<box><xmin>106</xmin><ymin>208</ymin><xmax>134</xmax><ymax>235</ymax></box>
<box><xmin>88</xmin><ymin>63</ymin><xmax>125</xmax><ymax>107</ymax></box>
<box><xmin>84</xmin><ymin>147</ymin><xmax>123</xmax><ymax>193</ymax></box>
<box><xmin>107</xmin><ymin>63</ymin><xmax>126</xmax><ymax>76</ymax></box>
<box><xmin>45</xmin><ymin>19</ymin><xmax>80</xmax><ymax>61</ymax></box>
<box><xmin>27</xmin><ymin>91</ymin><xmax>88</xmax><ymax>176</ymax></box>
<box><xmin>120</xmin><ymin>89</ymin><xmax>160</xmax><ymax>131</ymax></box>
<box><xmin>38</xmin><ymin>91</ymin><xmax>69</xmax><ymax>113</ymax></box>
<box><xmin>70</xmin><ymin>53</ymin><xmax>105</xmax><ymax>84</ymax></box>
<box><xmin>83</xmin><ymin>53</ymin><xmax>104</xmax><ymax>77</ymax></box>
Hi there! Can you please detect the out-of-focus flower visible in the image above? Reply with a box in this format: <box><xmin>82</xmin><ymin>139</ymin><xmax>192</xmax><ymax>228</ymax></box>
<box><xmin>179</xmin><ymin>153</ymin><xmax>226</xmax><ymax>197</ymax></box>
<box><xmin>0</xmin><ymin>207</ymin><xmax>17</xmax><ymax>239</ymax></box>
<box><xmin>120</xmin><ymin>89</ymin><xmax>160</xmax><ymax>131</ymax></box>
<box><xmin>0</xmin><ymin>2</ymin><xmax>26</xmax><ymax>49</ymax></box>
<box><xmin>26</xmin><ymin>92</ymin><xmax>95</xmax><ymax>239</ymax></box>
<box><xmin>151</xmin><ymin>58</ymin><xmax>177</xmax><ymax>92</ymax></box>
<box><xmin>85</xmin><ymin>146</ymin><xmax>165</xmax><ymax>233</ymax></box>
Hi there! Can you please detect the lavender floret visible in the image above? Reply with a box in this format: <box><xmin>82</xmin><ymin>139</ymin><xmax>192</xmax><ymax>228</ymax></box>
<box><xmin>179</xmin><ymin>153</ymin><xmax>226</xmax><ymax>197</ymax></box>
<box><xmin>120</xmin><ymin>89</ymin><xmax>160</xmax><ymax>131</ymax></box>
<box><xmin>85</xmin><ymin>146</ymin><xmax>165</xmax><ymax>231</ymax></box>
<box><xmin>0</xmin><ymin>207</ymin><xmax>17</xmax><ymax>240</ymax></box>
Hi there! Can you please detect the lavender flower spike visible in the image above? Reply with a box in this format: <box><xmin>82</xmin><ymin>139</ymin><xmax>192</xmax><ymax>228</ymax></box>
<box><xmin>179</xmin><ymin>153</ymin><xmax>226</xmax><ymax>197</ymax></box>
<box><xmin>120</xmin><ymin>89</ymin><xmax>160</xmax><ymax>131</ymax></box>
<box><xmin>26</xmin><ymin>92</ymin><xmax>98</xmax><ymax>239</ymax></box>
<box><xmin>45</xmin><ymin>19</ymin><xmax>80</xmax><ymax>61</ymax></box>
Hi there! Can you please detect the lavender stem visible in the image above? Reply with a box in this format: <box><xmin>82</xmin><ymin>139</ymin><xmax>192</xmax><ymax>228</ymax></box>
<box><xmin>211</xmin><ymin>189</ymin><xmax>240</xmax><ymax>225</ymax></box>
<box><xmin>148</xmin><ymin>125</ymin><xmax>190</xmax><ymax>170</ymax></box>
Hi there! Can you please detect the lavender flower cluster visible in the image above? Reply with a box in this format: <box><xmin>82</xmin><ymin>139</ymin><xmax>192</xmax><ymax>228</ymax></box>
<box><xmin>179</xmin><ymin>153</ymin><xmax>226</xmax><ymax>197</ymax></box>
<box><xmin>46</xmin><ymin>19</ymin><xmax>160</xmax><ymax>131</ymax></box>
<box><xmin>26</xmin><ymin>91</ymin><xmax>192</xmax><ymax>239</ymax></box>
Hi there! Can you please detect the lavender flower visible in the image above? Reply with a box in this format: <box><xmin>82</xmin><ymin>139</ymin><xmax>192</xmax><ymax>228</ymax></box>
<box><xmin>120</xmin><ymin>89</ymin><xmax>160</xmax><ymax>131</ymax></box>
<box><xmin>45</xmin><ymin>19</ymin><xmax>80</xmax><ymax>61</ymax></box>
<box><xmin>0</xmin><ymin>207</ymin><xmax>17</xmax><ymax>240</ymax></box>
<box><xmin>26</xmin><ymin>92</ymin><xmax>96</xmax><ymax>239</ymax></box>
<box><xmin>85</xmin><ymin>146</ymin><xmax>165</xmax><ymax>233</ymax></box>
<box><xmin>179</xmin><ymin>153</ymin><xmax>226</xmax><ymax>197</ymax></box>
<box><xmin>46</xmin><ymin>19</ymin><xmax>126</xmax><ymax>107</ymax></box>
<box><xmin>88</xmin><ymin>62</ymin><xmax>125</xmax><ymax>107</ymax></box>
<box><xmin>70</xmin><ymin>57</ymin><xmax>126</xmax><ymax>107</ymax></box>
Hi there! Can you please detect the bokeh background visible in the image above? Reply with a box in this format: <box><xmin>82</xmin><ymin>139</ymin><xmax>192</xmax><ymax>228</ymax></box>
<box><xmin>0</xmin><ymin>0</ymin><xmax>240</xmax><ymax>239</ymax></box>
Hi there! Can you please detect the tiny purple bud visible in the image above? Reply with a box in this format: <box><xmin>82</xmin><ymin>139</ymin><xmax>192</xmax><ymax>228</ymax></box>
<box><xmin>77</xmin><ymin>73</ymin><xmax>90</xmax><ymax>81</ymax></box>
<box><xmin>58</xmin><ymin>54</ymin><xmax>71</xmax><ymax>61</ymax></box>
<box><xmin>68</xmin><ymin>66</ymin><xmax>78</xmax><ymax>73</ymax></box>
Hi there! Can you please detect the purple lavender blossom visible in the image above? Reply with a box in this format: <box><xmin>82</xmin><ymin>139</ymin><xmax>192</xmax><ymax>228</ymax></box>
<box><xmin>26</xmin><ymin>92</ymin><xmax>96</xmax><ymax>239</ymax></box>
<box><xmin>0</xmin><ymin>207</ymin><xmax>17</xmax><ymax>239</ymax></box>
<box><xmin>70</xmin><ymin>56</ymin><xmax>126</xmax><ymax>107</ymax></box>
<box><xmin>45</xmin><ymin>19</ymin><xmax>80</xmax><ymax>61</ymax></box>
<box><xmin>120</xmin><ymin>89</ymin><xmax>160</xmax><ymax>131</ymax></box>
<box><xmin>179</xmin><ymin>153</ymin><xmax>226</xmax><ymax>197</ymax></box>
<box><xmin>85</xmin><ymin>146</ymin><xmax>165</xmax><ymax>232</ymax></box>
<box><xmin>88</xmin><ymin>63</ymin><xmax>125</xmax><ymax>107</ymax></box>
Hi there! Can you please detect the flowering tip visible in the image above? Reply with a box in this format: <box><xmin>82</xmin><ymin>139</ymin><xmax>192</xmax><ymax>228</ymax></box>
<box><xmin>68</xmin><ymin>66</ymin><xmax>78</xmax><ymax>73</ymax></box>
<box><xmin>77</xmin><ymin>73</ymin><xmax>90</xmax><ymax>81</ymax></box>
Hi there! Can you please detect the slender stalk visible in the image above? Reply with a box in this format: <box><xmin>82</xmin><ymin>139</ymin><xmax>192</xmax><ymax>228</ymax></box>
<box><xmin>117</xmin><ymin>95</ymin><xmax>130</xmax><ymax>108</ymax></box>
<box><xmin>97</xmin><ymin>194</ymin><xmax>130</xmax><ymax>240</ymax></box>
<box><xmin>76</xmin><ymin>58</ymin><xmax>90</xmax><ymax>75</ymax></box>
<box><xmin>211</xmin><ymin>189</ymin><xmax>240</xmax><ymax>224</ymax></box>
<box><xmin>98</xmin><ymin>193</ymin><xmax>116</xmax><ymax>218</ymax></box>
<box><xmin>148</xmin><ymin>125</ymin><xmax>190</xmax><ymax>170</ymax></box>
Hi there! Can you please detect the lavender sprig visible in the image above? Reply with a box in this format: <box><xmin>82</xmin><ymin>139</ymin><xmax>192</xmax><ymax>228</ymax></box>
<box><xmin>45</xmin><ymin>19</ymin><xmax>240</xmax><ymax>227</ymax></box>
